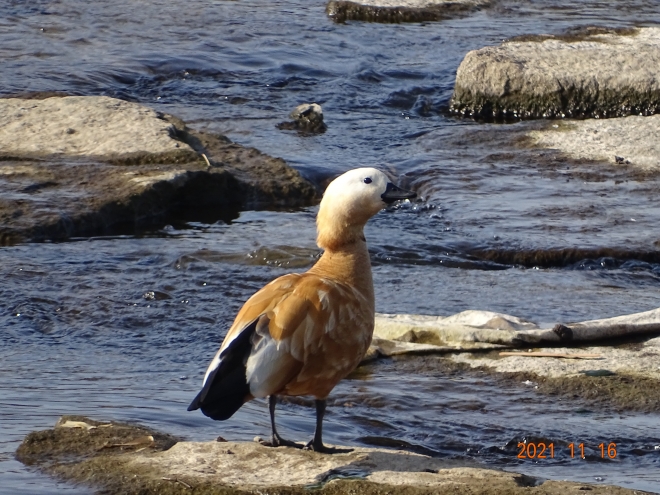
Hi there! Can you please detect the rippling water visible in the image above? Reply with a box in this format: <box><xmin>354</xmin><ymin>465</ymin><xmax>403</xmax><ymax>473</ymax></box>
<box><xmin>2</xmin><ymin>0</ymin><xmax>660</xmax><ymax>493</ymax></box>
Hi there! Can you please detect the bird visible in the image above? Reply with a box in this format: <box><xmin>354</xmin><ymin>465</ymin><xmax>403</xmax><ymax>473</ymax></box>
<box><xmin>187</xmin><ymin>167</ymin><xmax>416</xmax><ymax>453</ymax></box>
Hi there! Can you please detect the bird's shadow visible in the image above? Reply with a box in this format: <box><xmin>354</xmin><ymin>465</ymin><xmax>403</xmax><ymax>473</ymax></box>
<box><xmin>257</xmin><ymin>437</ymin><xmax>354</xmax><ymax>455</ymax></box>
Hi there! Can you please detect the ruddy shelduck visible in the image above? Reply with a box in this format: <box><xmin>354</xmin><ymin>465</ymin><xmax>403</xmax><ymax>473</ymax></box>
<box><xmin>188</xmin><ymin>168</ymin><xmax>416</xmax><ymax>452</ymax></box>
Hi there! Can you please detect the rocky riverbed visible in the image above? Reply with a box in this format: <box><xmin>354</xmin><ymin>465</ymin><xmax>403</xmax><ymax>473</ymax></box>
<box><xmin>4</xmin><ymin>1</ymin><xmax>660</xmax><ymax>494</ymax></box>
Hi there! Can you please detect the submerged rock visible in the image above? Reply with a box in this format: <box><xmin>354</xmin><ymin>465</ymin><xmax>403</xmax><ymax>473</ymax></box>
<box><xmin>528</xmin><ymin>115</ymin><xmax>660</xmax><ymax>170</ymax></box>
<box><xmin>0</xmin><ymin>96</ymin><xmax>317</xmax><ymax>244</ymax></box>
<box><xmin>277</xmin><ymin>102</ymin><xmax>327</xmax><ymax>133</ymax></box>
<box><xmin>450</xmin><ymin>27</ymin><xmax>660</xmax><ymax>120</ymax></box>
<box><xmin>17</xmin><ymin>416</ymin><xmax>643</xmax><ymax>494</ymax></box>
<box><xmin>326</xmin><ymin>0</ymin><xmax>490</xmax><ymax>24</ymax></box>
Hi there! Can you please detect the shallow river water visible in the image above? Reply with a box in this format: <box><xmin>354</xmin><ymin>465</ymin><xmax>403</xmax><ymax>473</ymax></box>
<box><xmin>2</xmin><ymin>0</ymin><xmax>660</xmax><ymax>493</ymax></box>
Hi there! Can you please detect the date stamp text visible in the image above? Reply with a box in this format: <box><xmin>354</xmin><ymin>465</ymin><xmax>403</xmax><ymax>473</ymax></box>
<box><xmin>517</xmin><ymin>442</ymin><xmax>617</xmax><ymax>459</ymax></box>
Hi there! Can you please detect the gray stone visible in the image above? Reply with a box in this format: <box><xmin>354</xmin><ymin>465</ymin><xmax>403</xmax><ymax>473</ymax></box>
<box><xmin>528</xmin><ymin>115</ymin><xmax>660</xmax><ymax>170</ymax></box>
<box><xmin>277</xmin><ymin>102</ymin><xmax>327</xmax><ymax>133</ymax></box>
<box><xmin>326</xmin><ymin>0</ymin><xmax>490</xmax><ymax>23</ymax></box>
<box><xmin>450</xmin><ymin>27</ymin><xmax>660</xmax><ymax>120</ymax></box>
<box><xmin>0</xmin><ymin>96</ymin><xmax>191</xmax><ymax>157</ymax></box>
<box><xmin>0</xmin><ymin>96</ymin><xmax>317</xmax><ymax>244</ymax></box>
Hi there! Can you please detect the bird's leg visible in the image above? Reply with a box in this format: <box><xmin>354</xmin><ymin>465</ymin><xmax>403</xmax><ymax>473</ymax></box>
<box><xmin>304</xmin><ymin>399</ymin><xmax>328</xmax><ymax>452</ymax></box>
<box><xmin>260</xmin><ymin>395</ymin><xmax>301</xmax><ymax>448</ymax></box>
<box><xmin>304</xmin><ymin>399</ymin><xmax>352</xmax><ymax>454</ymax></box>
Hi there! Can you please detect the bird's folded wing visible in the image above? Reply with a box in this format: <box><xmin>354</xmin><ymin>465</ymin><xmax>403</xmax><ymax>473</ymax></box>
<box><xmin>208</xmin><ymin>273</ymin><xmax>371</xmax><ymax>398</ymax></box>
<box><xmin>221</xmin><ymin>273</ymin><xmax>304</xmax><ymax>352</ymax></box>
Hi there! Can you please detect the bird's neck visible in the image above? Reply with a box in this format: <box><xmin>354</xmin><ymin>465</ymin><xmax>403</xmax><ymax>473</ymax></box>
<box><xmin>308</xmin><ymin>238</ymin><xmax>374</xmax><ymax>307</ymax></box>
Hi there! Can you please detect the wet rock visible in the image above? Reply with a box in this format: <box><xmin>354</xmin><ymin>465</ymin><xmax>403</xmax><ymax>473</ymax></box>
<box><xmin>17</xmin><ymin>416</ymin><xmax>178</xmax><ymax>467</ymax></box>
<box><xmin>450</xmin><ymin>27</ymin><xmax>660</xmax><ymax>120</ymax></box>
<box><xmin>17</xmin><ymin>416</ymin><xmax>642</xmax><ymax>495</ymax></box>
<box><xmin>446</xmin><ymin>336</ymin><xmax>660</xmax><ymax>413</ymax></box>
<box><xmin>0</xmin><ymin>96</ymin><xmax>317</xmax><ymax>244</ymax></box>
<box><xmin>326</xmin><ymin>0</ymin><xmax>490</xmax><ymax>24</ymax></box>
<box><xmin>528</xmin><ymin>115</ymin><xmax>660</xmax><ymax>170</ymax></box>
<box><xmin>277</xmin><ymin>103</ymin><xmax>327</xmax><ymax>133</ymax></box>
<box><xmin>465</xmin><ymin>245</ymin><xmax>660</xmax><ymax>269</ymax></box>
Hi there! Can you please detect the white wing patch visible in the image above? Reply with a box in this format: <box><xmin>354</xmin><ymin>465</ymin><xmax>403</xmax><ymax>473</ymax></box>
<box><xmin>246</xmin><ymin>336</ymin><xmax>292</xmax><ymax>398</ymax></box>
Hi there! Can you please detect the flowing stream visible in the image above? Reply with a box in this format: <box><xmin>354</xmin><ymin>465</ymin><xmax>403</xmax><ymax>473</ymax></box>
<box><xmin>1</xmin><ymin>1</ymin><xmax>660</xmax><ymax>493</ymax></box>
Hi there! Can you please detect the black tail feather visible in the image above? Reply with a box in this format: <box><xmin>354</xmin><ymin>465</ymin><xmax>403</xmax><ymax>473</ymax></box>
<box><xmin>188</xmin><ymin>318</ymin><xmax>257</xmax><ymax>420</ymax></box>
<box><xmin>194</xmin><ymin>366</ymin><xmax>250</xmax><ymax>420</ymax></box>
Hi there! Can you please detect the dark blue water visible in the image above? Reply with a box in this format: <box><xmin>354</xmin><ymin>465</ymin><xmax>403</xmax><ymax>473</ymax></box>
<box><xmin>2</xmin><ymin>1</ymin><xmax>660</xmax><ymax>493</ymax></box>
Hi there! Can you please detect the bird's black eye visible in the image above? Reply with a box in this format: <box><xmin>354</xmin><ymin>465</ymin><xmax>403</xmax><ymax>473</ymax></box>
<box><xmin>363</xmin><ymin>177</ymin><xmax>372</xmax><ymax>184</ymax></box>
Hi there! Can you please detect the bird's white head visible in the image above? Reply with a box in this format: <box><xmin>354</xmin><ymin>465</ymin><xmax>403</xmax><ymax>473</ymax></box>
<box><xmin>316</xmin><ymin>167</ymin><xmax>416</xmax><ymax>250</ymax></box>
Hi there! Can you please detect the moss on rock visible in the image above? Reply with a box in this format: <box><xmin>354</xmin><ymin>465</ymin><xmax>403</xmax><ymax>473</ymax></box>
<box><xmin>326</xmin><ymin>0</ymin><xmax>489</xmax><ymax>24</ymax></box>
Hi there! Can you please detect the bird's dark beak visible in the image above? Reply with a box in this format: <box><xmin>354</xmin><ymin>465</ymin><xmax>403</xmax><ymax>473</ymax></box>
<box><xmin>381</xmin><ymin>182</ymin><xmax>416</xmax><ymax>204</ymax></box>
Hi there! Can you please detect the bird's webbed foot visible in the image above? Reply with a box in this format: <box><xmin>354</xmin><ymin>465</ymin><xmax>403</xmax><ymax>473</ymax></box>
<box><xmin>260</xmin><ymin>433</ymin><xmax>303</xmax><ymax>449</ymax></box>
<box><xmin>303</xmin><ymin>439</ymin><xmax>353</xmax><ymax>454</ymax></box>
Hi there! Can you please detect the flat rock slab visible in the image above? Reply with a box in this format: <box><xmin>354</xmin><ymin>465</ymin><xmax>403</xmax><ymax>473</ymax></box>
<box><xmin>0</xmin><ymin>96</ymin><xmax>316</xmax><ymax>243</ymax></box>
<box><xmin>451</xmin><ymin>336</ymin><xmax>660</xmax><ymax>379</ymax></box>
<box><xmin>529</xmin><ymin>115</ymin><xmax>660</xmax><ymax>170</ymax></box>
<box><xmin>326</xmin><ymin>0</ymin><xmax>489</xmax><ymax>23</ymax></box>
<box><xmin>17</xmin><ymin>416</ymin><xmax>646</xmax><ymax>495</ymax></box>
<box><xmin>370</xmin><ymin>308</ymin><xmax>660</xmax><ymax>379</ymax></box>
<box><xmin>0</xmin><ymin>96</ymin><xmax>190</xmax><ymax>157</ymax></box>
<box><xmin>450</xmin><ymin>27</ymin><xmax>660</xmax><ymax>120</ymax></box>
